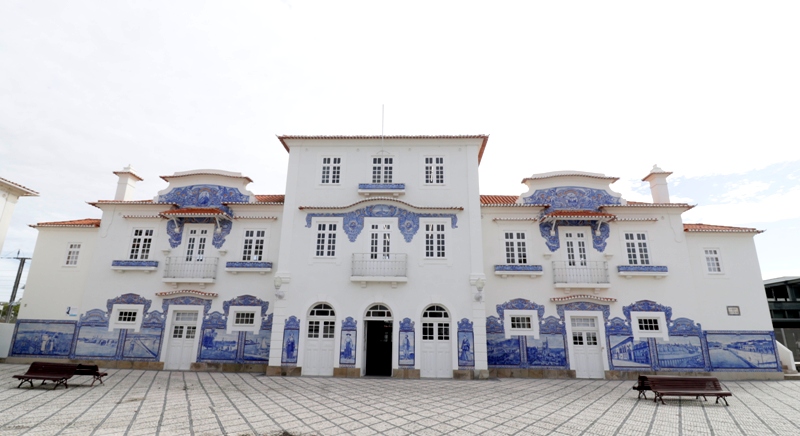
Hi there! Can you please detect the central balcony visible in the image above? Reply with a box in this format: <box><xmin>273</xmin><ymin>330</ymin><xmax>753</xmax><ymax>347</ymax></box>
<box><xmin>552</xmin><ymin>261</ymin><xmax>610</xmax><ymax>292</ymax></box>
<box><xmin>163</xmin><ymin>256</ymin><xmax>218</xmax><ymax>288</ymax></box>
<box><xmin>351</xmin><ymin>253</ymin><xmax>408</xmax><ymax>288</ymax></box>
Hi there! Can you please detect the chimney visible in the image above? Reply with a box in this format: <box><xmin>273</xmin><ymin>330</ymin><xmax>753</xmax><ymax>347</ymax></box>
<box><xmin>642</xmin><ymin>165</ymin><xmax>672</xmax><ymax>204</ymax></box>
<box><xmin>113</xmin><ymin>165</ymin><xmax>143</xmax><ymax>201</ymax></box>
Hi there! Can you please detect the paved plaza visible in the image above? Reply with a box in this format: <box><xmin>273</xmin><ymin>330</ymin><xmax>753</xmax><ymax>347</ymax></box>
<box><xmin>0</xmin><ymin>364</ymin><xmax>798</xmax><ymax>435</ymax></box>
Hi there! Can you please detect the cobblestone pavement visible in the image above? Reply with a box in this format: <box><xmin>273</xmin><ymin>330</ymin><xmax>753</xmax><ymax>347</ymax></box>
<box><xmin>0</xmin><ymin>364</ymin><xmax>798</xmax><ymax>436</ymax></box>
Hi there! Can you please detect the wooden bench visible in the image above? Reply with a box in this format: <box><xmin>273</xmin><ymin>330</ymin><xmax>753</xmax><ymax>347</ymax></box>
<box><xmin>13</xmin><ymin>362</ymin><xmax>109</xmax><ymax>389</ymax></box>
<box><xmin>632</xmin><ymin>375</ymin><xmax>651</xmax><ymax>399</ymax></box>
<box><xmin>645</xmin><ymin>375</ymin><xmax>732</xmax><ymax>406</ymax></box>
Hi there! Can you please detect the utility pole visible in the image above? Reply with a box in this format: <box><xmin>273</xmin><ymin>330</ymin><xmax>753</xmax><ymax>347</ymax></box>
<box><xmin>4</xmin><ymin>250</ymin><xmax>29</xmax><ymax>323</ymax></box>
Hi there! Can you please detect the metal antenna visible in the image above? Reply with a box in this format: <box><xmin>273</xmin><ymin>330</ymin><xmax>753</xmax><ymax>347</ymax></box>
<box><xmin>381</xmin><ymin>104</ymin><xmax>385</xmax><ymax>148</ymax></box>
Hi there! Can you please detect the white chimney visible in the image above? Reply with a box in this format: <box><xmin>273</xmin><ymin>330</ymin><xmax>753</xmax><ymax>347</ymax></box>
<box><xmin>642</xmin><ymin>165</ymin><xmax>672</xmax><ymax>204</ymax></box>
<box><xmin>113</xmin><ymin>165</ymin><xmax>143</xmax><ymax>201</ymax></box>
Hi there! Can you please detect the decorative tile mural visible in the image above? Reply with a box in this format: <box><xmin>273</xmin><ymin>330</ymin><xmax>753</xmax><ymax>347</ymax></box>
<box><xmin>457</xmin><ymin>318</ymin><xmax>474</xmax><ymax>368</ymax></box>
<box><xmin>305</xmin><ymin>204</ymin><xmax>458</xmax><ymax>243</ymax></box>
<box><xmin>539</xmin><ymin>220</ymin><xmax>610</xmax><ymax>252</ymax></box>
<box><xmin>123</xmin><ymin>328</ymin><xmax>162</xmax><ymax>359</ymax></box>
<box><xmin>525</xmin><ymin>334</ymin><xmax>567</xmax><ymax>367</ymax></box>
<box><xmin>487</xmin><ymin>333</ymin><xmax>523</xmax><ymax>366</ymax></box>
<box><xmin>11</xmin><ymin>321</ymin><xmax>76</xmax><ymax>356</ymax></box>
<box><xmin>609</xmin><ymin>336</ymin><xmax>651</xmax><ymax>368</ymax></box>
<box><xmin>200</xmin><ymin>329</ymin><xmax>240</xmax><ymax>361</ymax></box>
<box><xmin>523</xmin><ymin>186</ymin><xmax>621</xmax><ymax>211</ymax></box>
<box><xmin>243</xmin><ymin>315</ymin><xmax>273</xmax><ymax>362</ymax></box>
<box><xmin>706</xmin><ymin>332</ymin><xmax>779</xmax><ymax>370</ymax></box>
<box><xmin>398</xmin><ymin>318</ymin><xmax>414</xmax><ymax>367</ymax></box>
<box><xmin>340</xmin><ymin>317</ymin><xmax>357</xmax><ymax>367</ymax></box>
<box><xmin>282</xmin><ymin>316</ymin><xmax>300</xmax><ymax>365</ymax></box>
<box><xmin>75</xmin><ymin>326</ymin><xmax>120</xmax><ymax>358</ymax></box>
<box><xmin>655</xmin><ymin>336</ymin><xmax>704</xmax><ymax>369</ymax></box>
<box><xmin>158</xmin><ymin>184</ymin><xmax>250</xmax><ymax>213</ymax></box>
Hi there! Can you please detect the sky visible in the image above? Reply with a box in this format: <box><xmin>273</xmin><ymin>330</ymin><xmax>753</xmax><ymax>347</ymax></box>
<box><xmin>1</xmin><ymin>1</ymin><xmax>799</xmax><ymax>301</ymax></box>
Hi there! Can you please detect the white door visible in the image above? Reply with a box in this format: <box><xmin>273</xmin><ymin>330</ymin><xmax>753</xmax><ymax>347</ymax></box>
<box><xmin>304</xmin><ymin>304</ymin><xmax>336</xmax><ymax>376</ymax></box>
<box><xmin>421</xmin><ymin>305</ymin><xmax>452</xmax><ymax>378</ymax></box>
<box><xmin>570</xmin><ymin>316</ymin><xmax>605</xmax><ymax>379</ymax></box>
<box><xmin>165</xmin><ymin>311</ymin><xmax>199</xmax><ymax>370</ymax></box>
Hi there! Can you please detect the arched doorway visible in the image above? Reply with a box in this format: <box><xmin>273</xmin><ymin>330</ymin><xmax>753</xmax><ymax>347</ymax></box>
<box><xmin>364</xmin><ymin>304</ymin><xmax>393</xmax><ymax>376</ymax></box>
<box><xmin>421</xmin><ymin>305</ymin><xmax>452</xmax><ymax>378</ymax></box>
<box><xmin>304</xmin><ymin>303</ymin><xmax>336</xmax><ymax>376</ymax></box>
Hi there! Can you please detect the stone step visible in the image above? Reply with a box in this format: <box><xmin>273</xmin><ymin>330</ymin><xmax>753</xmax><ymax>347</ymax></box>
<box><xmin>784</xmin><ymin>373</ymin><xmax>800</xmax><ymax>381</ymax></box>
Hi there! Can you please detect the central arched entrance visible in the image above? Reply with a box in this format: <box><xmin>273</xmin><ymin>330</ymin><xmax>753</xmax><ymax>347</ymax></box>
<box><xmin>304</xmin><ymin>303</ymin><xmax>336</xmax><ymax>376</ymax></box>
<box><xmin>364</xmin><ymin>304</ymin><xmax>393</xmax><ymax>376</ymax></box>
<box><xmin>420</xmin><ymin>305</ymin><xmax>452</xmax><ymax>378</ymax></box>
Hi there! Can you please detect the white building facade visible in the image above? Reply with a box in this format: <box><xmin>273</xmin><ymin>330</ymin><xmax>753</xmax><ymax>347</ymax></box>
<box><xmin>8</xmin><ymin>137</ymin><xmax>784</xmax><ymax>380</ymax></box>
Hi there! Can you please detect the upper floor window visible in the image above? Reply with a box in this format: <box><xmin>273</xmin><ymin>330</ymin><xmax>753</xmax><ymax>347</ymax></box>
<box><xmin>321</xmin><ymin>157</ymin><xmax>341</xmax><ymax>184</ymax></box>
<box><xmin>315</xmin><ymin>223</ymin><xmax>338</xmax><ymax>257</ymax></box>
<box><xmin>372</xmin><ymin>157</ymin><xmax>393</xmax><ymax>183</ymax></box>
<box><xmin>65</xmin><ymin>243</ymin><xmax>81</xmax><ymax>266</ymax></box>
<box><xmin>630</xmin><ymin>311</ymin><xmax>668</xmax><ymax>340</ymax></box>
<box><xmin>129</xmin><ymin>229</ymin><xmax>154</xmax><ymax>260</ymax></box>
<box><xmin>424</xmin><ymin>223</ymin><xmax>446</xmax><ymax>258</ymax></box>
<box><xmin>242</xmin><ymin>230</ymin><xmax>266</xmax><ymax>261</ymax></box>
<box><xmin>624</xmin><ymin>232</ymin><xmax>650</xmax><ymax>265</ymax></box>
<box><xmin>504</xmin><ymin>232</ymin><xmax>528</xmax><ymax>264</ymax></box>
<box><xmin>424</xmin><ymin>157</ymin><xmax>444</xmax><ymax>184</ymax></box>
<box><xmin>704</xmin><ymin>248</ymin><xmax>722</xmax><ymax>273</ymax></box>
<box><xmin>234</xmin><ymin>312</ymin><xmax>256</xmax><ymax>325</ymax></box>
<box><xmin>564</xmin><ymin>232</ymin><xmax>587</xmax><ymax>266</ymax></box>
<box><xmin>117</xmin><ymin>311</ymin><xmax>138</xmax><ymax>323</ymax></box>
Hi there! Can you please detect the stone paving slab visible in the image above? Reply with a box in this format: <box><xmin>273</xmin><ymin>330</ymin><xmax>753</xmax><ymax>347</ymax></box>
<box><xmin>0</xmin><ymin>364</ymin><xmax>797</xmax><ymax>435</ymax></box>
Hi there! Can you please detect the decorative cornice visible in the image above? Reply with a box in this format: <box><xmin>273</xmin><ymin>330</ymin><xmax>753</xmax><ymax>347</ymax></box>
<box><xmin>550</xmin><ymin>294</ymin><xmax>617</xmax><ymax>303</ymax></box>
<box><xmin>111</xmin><ymin>260</ymin><xmax>159</xmax><ymax>268</ymax></box>
<box><xmin>494</xmin><ymin>265</ymin><xmax>543</xmax><ymax>272</ymax></box>
<box><xmin>358</xmin><ymin>183</ymin><xmax>406</xmax><ymax>190</ymax></box>
<box><xmin>299</xmin><ymin>197</ymin><xmax>462</xmax><ymax>211</ymax></box>
<box><xmin>155</xmin><ymin>290</ymin><xmax>218</xmax><ymax>298</ymax></box>
<box><xmin>617</xmin><ymin>265</ymin><xmax>668</xmax><ymax>273</ymax></box>
<box><xmin>492</xmin><ymin>218</ymin><xmax>539</xmax><ymax>221</ymax></box>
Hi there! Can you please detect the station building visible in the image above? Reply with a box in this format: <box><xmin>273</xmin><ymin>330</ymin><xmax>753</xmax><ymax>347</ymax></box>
<box><xmin>8</xmin><ymin>135</ymin><xmax>785</xmax><ymax>379</ymax></box>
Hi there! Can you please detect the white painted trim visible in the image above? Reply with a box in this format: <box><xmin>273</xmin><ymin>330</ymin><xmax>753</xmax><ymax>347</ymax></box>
<box><xmin>503</xmin><ymin>309</ymin><xmax>540</xmax><ymax>340</ymax></box>
<box><xmin>630</xmin><ymin>311</ymin><xmax>669</xmax><ymax>341</ymax></box>
<box><xmin>109</xmin><ymin>304</ymin><xmax>145</xmax><ymax>332</ymax></box>
<box><xmin>226</xmin><ymin>306</ymin><xmax>261</xmax><ymax>334</ymax></box>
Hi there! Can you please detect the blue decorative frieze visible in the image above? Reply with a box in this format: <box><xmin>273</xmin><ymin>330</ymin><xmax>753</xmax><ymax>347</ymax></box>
<box><xmin>79</xmin><ymin>309</ymin><xmax>110</xmax><ymax>326</ymax></box>
<box><xmin>223</xmin><ymin>295</ymin><xmax>269</xmax><ymax>318</ymax></box>
<box><xmin>622</xmin><ymin>300</ymin><xmax>673</xmax><ymax>324</ymax></box>
<box><xmin>523</xmin><ymin>186</ymin><xmax>621</xmax><ymax>211</ymax></box>
<box><xmin>539</xmin><ymin>317</ymin><xmax>565</xmax><ymax>335</ymax></box>
<box><xmin>494</xmin><ymin>265</ymin><xmax>543</xmax><ymax>272</ymax></box>
<box><xmin>166</xmin><ymin>216</ymin><xmax>233</xmax><ymax>249</ymax></box>
<box><xmin>486</xmin><ymin>316</ymin><xmax>504</xmax><ymax>334</ymax></box>
<box><xmin>282</xmin><ymin>316</ymin><xmax>300</xmax><ymax>364</ymax></box>
<box><xmin>202</xmin><ymin>311</ymin><xmax>228</xmax><ymax>329</ymax></box>
<box><xmin>617</xmin><ymin>265</ymin><xmax>668</xmax><ymax>273</ymax></box>
<box><xmin>107</xmin><ymin>293</ymin><xmax>152</xmax><ymax>316</ymax></box>
<box><xmin>457</xmin><ymin>318</ymin><xmax>473</xmax><ymax>333</ymax></box>
<box><xmin>162</xmin><ymin>296</ymin><xmax>212</xmax><ymax>316</ymax></box>
<box><xmin>539</xmin><ymin>220</ymin><xmax>610</xmax><ymax>252</ymax></box>
<box><xmin>496</xmin><ymin>299</ymin><xmax>545</xmax><ymax>321</ymax></box>
<box><xmin>225</xmin><ymin>261</ymin><xmax>273</xmax><ymax>269</ymax></box>
<box><xmin>399</xmin><ymin>317</ymin><xmax>415</xmax><ymax>332</ymax></box>
<box><xmin>158</xmin><ymin>184</ymin><xmax>249</xmax><ymax>214</ymax></box>
<box><xmin>141</xmin><ymin>311</ymin><xmax>165</xmax><ymax>328</ymax></box>
<box><xmin>605</xmin><ymin>317</ymin><xmax>631</xmax><ymax>336</ymax></box>
<box><xmin>167</xmin><ymin>219</ymin><xmax>183</xmax><ymax>248</ymax></box>
<box><xmin>341</xmin><ymin>316</ymin><xmax>357</xmax><ymax>331</ymax></box>
<box><xmin>212</xmin><ymin>219</ymin><xmax>233</xmax><ymax>249</ymax></box>
<box><xmin>284</xmin><ymin>315</ymin><xmax>301</xmax><ymax>330</ymax></box>
<box><xmin>398</xmin><ymin>317</ymin><xmax>415</xmax><ymax>367</ymax></box>
<box><xmin>305</xmin><ymin>204</ymin><xmax>458</xmax><ymax>243</ymax></box>
<box><xmin>705</xmin><ymin>331</ymin><xmax>781</xmax><ymax>372</ymax></box>
<box><xmin>111</xmin><ymin>260</ymin><xmax>159</xmax><ymax>268</ymax></box>
<box><xmin>669</xmin><ymin>317</ymin><xmax>702</xmax><ymax>336</ymax></box>
<box><xmin>263</xmin><ymin>313</ymin><xmax>273</xmax><ymax>331</ymax></box>
<box><xmin>358</xmin><ymin>183</ymin><xmax>406</xmax><ymax>190</ymax></box>
<box><xmin>556</xmin><ymin>302</ymin><xmax>611</xmax><ymax>324</ymax></box>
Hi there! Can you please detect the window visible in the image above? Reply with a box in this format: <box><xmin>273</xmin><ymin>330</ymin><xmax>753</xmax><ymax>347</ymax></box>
<box><xmin>421</xmin><ymin>305</ymin><xmax>450</xmax><ymax>342</ymax></box>
<box><xmin>637</xmin><ymin>318</ymin><xmax>660</xmax><ymax>331</ymax></box>
<box><xmin>510</xmin><ymin>316</ymin><xmax>532</xmax><ymax>330</ymax></box>
<box><xmin>704</xmin><ymin>248</ymin><xmax>722</xmax><ymax>273</ymax></box>
<box><xmin>117</xmin><ymin>311</ymin><xmax>137</xmax><ymax>323</ymax></box>
<box><xmin>630</xmin><ymin>311</ymin><xmax>668</xmax><ymax>340</ymax></box>
<box><xmin>504</xmin><ymin>232</ymin><xmax>528</xmax><ymax>264</ymax></box>
<box><xmin>242</xmin><ymin>230</ymin><xmax>266</xmax><ymax>261</ymax></box>
<box><xmin>369</xmin><ymin>223</ymin><xmax>392</xmax><ymax>260</ymax></box>
<box><xmin>424</xmin><ymin>223</ymin><xmax>446</xmax><ymax>258</ymax></box>
<box><xmin>129</xmin><ymin>229</ymin><xmax>154</xmax><ymax>260</ymax></box>
<box><xmin>65</xmin><ymin>243</ymin><xmax>81</xmax><ymax>266</ymax></box>
<box><xmin>321</xmin><ymin>157</ymin><xmax>341</xmax><ymax>184</ymax></box>
<box><xmin>424</xmin><ymin>156</ymin><xmax>444</xmax><ymax>184</ymax></box>
<box><xmin>365</xmin><ymin>304</ymin><xmax>392</xmax><ymax>318</ymax></box>
<box><xmin>307</xmin><ymin>321</ymin><xmax>335</xmax><ymax>339</ymax></box>
<box><xmin>564</xmin><ymin>232</ymin><xmax>587</xmax><ymax>266</ymax></box>
<box><xmin>185</xmin><ymin>229</ymin><xmax>208</xmax><ymax>262</ymax></box>
<box><xmin>315</xmin><ymin>223</ymin><xmax>337</xmax><ymax>257</ymax></box>
<box><xmin>235</xmin><ymin>312</ymin><xmax>255</xmax><ymax>325</ymax></box>
<box><xmin>372</xmin><ymin>157</ymin><xmax>393</xmax><ymax>183</ymax></box>
<box><xmin>624</xmin><ymin>232</ymin><xmax>650</xmax><ymax>265</ymax></box>
<box><xmin>766</xmin><ymin>287</ymin><xmax>790</xmax><ymax>302</ymax></box>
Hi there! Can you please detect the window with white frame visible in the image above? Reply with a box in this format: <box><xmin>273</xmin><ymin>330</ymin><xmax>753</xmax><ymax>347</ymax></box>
<box><xmin>631</xmin><ymin>311</ymin><xmax>668</xmax><ymax>340</ymax></box>
<box><xmin>129</xmin><ymin>229</ymin><xmax>154</xmax><ymax>260</ymax></box>
<box><xmin>65</xmin><ymin>243</ymin><xmax>81</xmax><ymax>266</ymax></box>
<box><xmin>704</xmin><ymin>248</ymin><xmax>722</xmax><ymax>273</ymax></box>
<box><xmin>503</xmin><ymin>309</ymin><xmax>540</xmax><ymax>339</ymax></box>
<box><xmin>504</xmin><ymin>232</ymin><xmax>528</xmax><ymax>264</ymax></box>
<box><xmin>320</xmin><ymin>157</ymin><xmax>342</xmax><ymax>184</ymax></box>
<box><xmin>109</xmin><ymin>304</ymin><xmax>144</xmax><ymax>331</ymax></box>
<box><xmin>424</xmin><ymin>156</ymin><xmax>444</xmax><ymax>184</ymax></box>
<box><xmin>117</xmin><ymin>311</ymin><xmax>137</xmax><ymax>323</ymax></box>
<box><xmin>242</xmin><ymin>230</ymin><xmax>266</xmax><ymax>261</ymax></box>
<box><xmin>424</xmin><ymin>223</ymin><xmax>446</xmax><ymax>258</ymax></box>
<box><xmin>234</xmin><ymin>312</ymin><xmax>255</xmax><ymax>325</ymax></box>
<box><xmin>308</xmin><ymin>303</ymin><xmax>336</xmax><ymax>339</ymax></box>
<box><xmin>315</xmin><ymin>222</ymin><xmax>338</xmax><ymax>257</ymax></box>
<box><xmin>227</xmin><ymin>307</ymin><xmax>260</xmax><ymax>333</ymax></box>
<box><xmin>624</xmin><ymin>232</ymin><xmax>650</xmax><ymax>265</ymax></box>
<box><xmin>372</xmin><ymin>157</ymin><xmax>393</xmax><ymax>183</ymax></box>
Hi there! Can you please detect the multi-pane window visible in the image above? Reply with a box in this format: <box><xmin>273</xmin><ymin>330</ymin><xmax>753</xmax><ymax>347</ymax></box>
<box><xmin>422</xmin><ymin>323</ymin><xmax>434</xmax><ymax>340</ymax></box>
<box><xmin>510</xmin><ymin>316</ymin><xmax>532</xmax><ymax>330</ymax></box>
<box><xmin>422</xmin><ymin>305</ymin><xmax>450</xmax><ymax>341</ymax></box>
<box><xmin>624</xmin><ymin>233</ymin><xmax>650</xmax><ymax>265</ymax></box>
<box><xmin>570</xmin><ymin>317</ymin><xmax>596</xmax><ymax>328</ymax></box>
<box><xmin>117</xmin><ymin>311</ymin><xmax>137</xmax><ymax>323</ymax></box>
<box><xmin>234</xmin><ymin>312</ymin><xmax>256</xmax><ymax>325</ymax></box>
<box><xmin>242</xmin><ymin>230</ymin><xmax>266</xmax><ymax>261</ymax></box>
<box><xmin>309</xmin><ymin>303</ymin><xmax>335</xmax><ymax>317</ymax></box>
<box><xmin>185</xmin><ymin>229</ymin><xmax>208</xmax><ymax>262</ymax></box>
<box><xmin>365</xmin><ymin>304</ymin><xmax>391</xmax><ymax>318</ymax></box>
<box><xmin>584</xmin><ymin>332</ymin><xmax>598</xmax><ymax>346</ymax></box>
<box><xmin>637</xmin><ymin>318</ymin><xmax>660</xmax><ymax>331</ymax></box>
<box><xmin>424</xmin><ymin>223</ymin><xmax>446</xmax><ymax>258</ymax></box>
<box><xmin>173</xmin><ymin>326</ymin><xmax>184</xmax><ymax>338</ymax></box>
<box><xmin>369</xmin><ymin>224</ymin><xmax>391</xmax><ymax>260</ymax></box>
<box><xmin>174</xmin><ymin>312</ymin><xmax>198</xmax><ymax>322</ymax></box>
<box><xmin>185</xmin><ymin>326</ymin><xmax>197</xmax><ymax>339</ymax></box>
<box><xmin>504</xmin><ymin>232</ymin><xmax>527</xmax><ymax>264</ymax></box>
<box><xmin>372</xmin><ymin>157</ymin><xmax>393</xmax><ymax>183</ymax></box>
<box><xmin>129</xmin><ymin>229</ymin><xmax>154</xmax><ymax>260</ymax></box>
<box><xmin>307</xmin><ymin>321</ymin><xmax>335</xmax><ymax>339</ymax></box>
<box><xmin>704</xmin><ymin>249</ymin><xmax>722</xmax><ymax>273</ymax></box>
<box><xmin>321</xmin><ymin>157</ymin><xmax>342</xmax><ymax>184</ymax></box>
<box><xmin>424</xmin><ymin>157</ymin><xmax>444</xmax><ymax>184</ymax></box>
<box><xmin>565</xmin><ymin>232</ymin><xmax>587</xmax><ymax>266</ymax></box>
<box><xmin>572</xmin><ymin>333</ymin><xmax>584</xmax><ymax>346</ymax></box>
<box><xmin>315</xmin><ymin>223</ymin><xmax>337</xmax><ymax>257</ymax></box>
<box><xmin>65</xmin><ymin>243</ymin><xmax>81</xmax><ymax>266</ymax></box>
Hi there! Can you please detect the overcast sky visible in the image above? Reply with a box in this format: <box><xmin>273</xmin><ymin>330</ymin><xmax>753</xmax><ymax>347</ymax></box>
<box><xmin>1</xmin><ymin>1</ymin><xmax>799</xmax><ymax>300</ymax></box>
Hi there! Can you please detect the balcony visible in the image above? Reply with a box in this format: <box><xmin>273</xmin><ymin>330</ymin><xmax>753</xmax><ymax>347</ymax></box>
<box><xmin>163</xmin><ymin>257</ymin><xmax>218</xmax><ymax>288</ymax></box>
<box><xmin>494</xmin><ymin>264</ymin><xmax>544</xmax><ymax>278</ymax></box>
<box><xmin>111</xmin><ymin>260</ymin><xmax>158</xmax><ymax>273</ymax></box>
<box><xmin>358</xmin><ymin>183</ymin><xmax>406</xmax><ymax>196</ymax></box>
<box><xmin>617</xmin><ymin>265</ymin><xmax>668</xmax><ymax>279</ymax></box>
<box><xmin>552</xmin><ymin>261</ymin><xmax>610</xmax><ymax>291</ymax></box>
<box><xmin>351</xmin><ymin>253</ymin><xmax>407</xmax><ymax>287</ymax></box>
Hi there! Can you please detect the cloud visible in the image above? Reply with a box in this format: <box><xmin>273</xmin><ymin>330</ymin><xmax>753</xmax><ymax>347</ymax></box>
<box><xmin>683</xmin><ymin>185</ymin><xmax>800</xmax><ymax>226</ymax></box>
